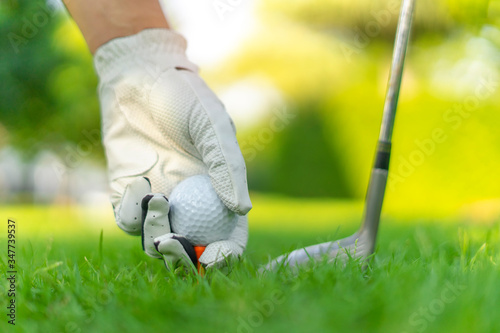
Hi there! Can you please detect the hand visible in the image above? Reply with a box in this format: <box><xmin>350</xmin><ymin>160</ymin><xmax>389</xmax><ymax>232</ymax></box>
<box><xmin>139</xmin><ymin>182</ymin><xmax>249</xmax><ymax>269</ymax></box>
<box><xmin>99</xmin><ymin>59</ymin><xmax>252</xmax><ymax>268</ymax></box>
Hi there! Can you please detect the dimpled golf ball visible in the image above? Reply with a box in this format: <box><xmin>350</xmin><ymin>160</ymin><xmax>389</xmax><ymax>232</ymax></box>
<box><xmin>169</xmin><ymin>175</ymin><xmax>237</xmax><ymax>246</ymax></box>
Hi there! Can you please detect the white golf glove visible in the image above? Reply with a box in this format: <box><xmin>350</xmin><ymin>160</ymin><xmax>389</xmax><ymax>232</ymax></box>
<box><xmin>94</xmin><ymin>29</ymin><xmax>251</xmax><ymax>269</ymax></box>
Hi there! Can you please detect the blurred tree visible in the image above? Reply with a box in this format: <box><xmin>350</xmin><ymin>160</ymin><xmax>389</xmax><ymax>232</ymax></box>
<box><xmin>260</xmin><ymin>0</ymin><xmax>493</xmax><ymax>38</ymax></box>
<box><xmin>272</xmin><ymin>106</ymin><xmax>354</xmax><ymax>197</ymax></box>
<box><xmin>0</xmin><ymin>0</ymin><xmax>102</xmax><ymax>160</ymax></box>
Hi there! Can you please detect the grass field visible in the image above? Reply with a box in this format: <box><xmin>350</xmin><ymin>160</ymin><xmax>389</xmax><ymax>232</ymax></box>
<box><xmin>1</xmin><ymin>196</ymin><xmax>499</xmax><ymax>333</ymax></box>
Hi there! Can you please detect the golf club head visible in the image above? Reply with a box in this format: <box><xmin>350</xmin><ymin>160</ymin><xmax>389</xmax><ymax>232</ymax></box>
<box><xmin>262</xmin><ymin>160</ymin><xmax>389</xmax><ymax>271</ymax></box>
<box><xmin>262</xmin><ymin>232</ymin><xmax>362</xmax><ymax>271</ymax></box>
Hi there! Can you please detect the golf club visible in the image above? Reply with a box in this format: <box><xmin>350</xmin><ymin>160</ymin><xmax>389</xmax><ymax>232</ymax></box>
<box><xmin>263</xmin><ymin>0</ymin><xmax>416</xmax><ymax>271</ymax></box>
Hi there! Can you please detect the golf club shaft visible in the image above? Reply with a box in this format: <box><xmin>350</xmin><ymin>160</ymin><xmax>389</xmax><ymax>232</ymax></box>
<box><xmin>379</xmin><ymin>0</ymin><xmax>415</xmax><ymax>143</ymax></box>
<box><xmin>360</xmin><ymin>0</ymin><xmax>415</xmax><ymax>245</ymax></box>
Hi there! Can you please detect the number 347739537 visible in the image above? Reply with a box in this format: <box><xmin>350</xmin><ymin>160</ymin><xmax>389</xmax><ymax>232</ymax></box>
<box><xmin>7</xmin><ymin>219</ymin><xmax>15</xmax><ymax>269</ymax></box>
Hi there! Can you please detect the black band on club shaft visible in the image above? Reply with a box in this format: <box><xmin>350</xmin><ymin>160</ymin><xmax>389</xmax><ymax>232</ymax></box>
<box><xmin>374</xmin><ymin>141</ymin><xmax>392</xmax><ymax>170</ymax></box>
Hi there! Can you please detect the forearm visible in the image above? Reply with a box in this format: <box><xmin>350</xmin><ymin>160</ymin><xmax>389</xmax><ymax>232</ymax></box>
<box><xmin>63</xmin><ymin>0</ymin><xmax>169</xmax><ymax>54</ymax></box>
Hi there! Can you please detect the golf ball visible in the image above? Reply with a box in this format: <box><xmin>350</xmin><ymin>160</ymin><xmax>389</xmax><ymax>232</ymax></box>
<box><xmin>169</xmin><ymin>175</ymin><xmax>237</xmax><ymax>246</ymax></box>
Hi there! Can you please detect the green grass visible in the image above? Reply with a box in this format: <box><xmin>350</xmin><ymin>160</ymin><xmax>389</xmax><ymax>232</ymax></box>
<box><xmin>1</xmin><ymin>200</ymin><xmax>499</xmax><ymax>333</ymax></box>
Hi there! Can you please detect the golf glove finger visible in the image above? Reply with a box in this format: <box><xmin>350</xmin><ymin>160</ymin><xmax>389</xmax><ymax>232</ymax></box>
<box><xmin>199</xmin><ymin>214</ymin><xmax>248</xmax><ymax>268</ymax></box>
<box><xmin>141</xmin><ymin>191</ymin><xmax>199</xmax><ymax>271</ymax></box>
<box><xmin>154</xmin><ymin>233</ymin><xmax>199</xmax><ymax>270</ymax></box>
<box><xmin>141</xmin><ymin>192</ymin><xmax>171</xmax><ymax>258</ymax></box>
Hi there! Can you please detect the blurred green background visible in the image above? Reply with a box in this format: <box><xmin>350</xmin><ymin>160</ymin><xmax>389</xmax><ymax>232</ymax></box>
<box><xmin>0</xmin><ymin>0</ymin><xmax>499</xmax><ymax>221</ymax></box>
<box><xmin>2</xmin><ymin>3</ymin><xmax>500</xmax><ymax>332</ymax></box>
